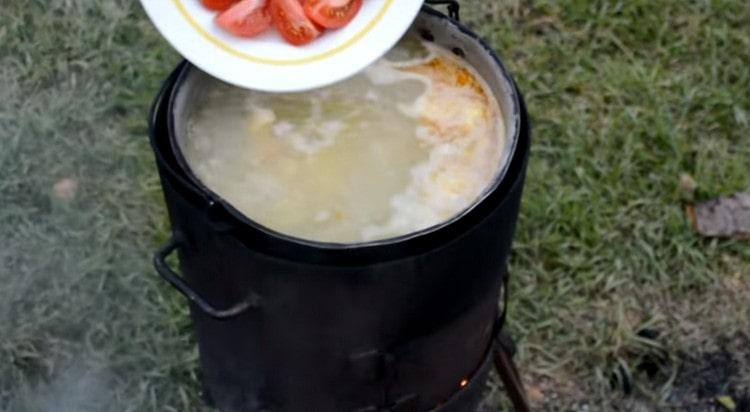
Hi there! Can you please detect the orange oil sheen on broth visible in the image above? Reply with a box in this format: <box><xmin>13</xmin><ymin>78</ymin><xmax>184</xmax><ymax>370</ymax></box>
<box><xmin>182</xmin><ymin>35</ymin><xmax>507</xmax><ymax>243</ymax></box>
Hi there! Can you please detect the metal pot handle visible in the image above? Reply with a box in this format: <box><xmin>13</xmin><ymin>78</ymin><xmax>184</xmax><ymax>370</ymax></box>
<box><xmin>425</xmin><ymin>0</ymin><xmax>461</xmax><ymax>21</ymax></box>
<box><xmin>153</xmin><ymin>234</ymin><xmax>261</xmax><ymax>319</ymax></box>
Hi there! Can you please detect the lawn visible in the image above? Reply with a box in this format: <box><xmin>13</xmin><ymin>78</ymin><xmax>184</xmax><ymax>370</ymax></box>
<box><xmin>1</xmin><ymin>1</ymin><xmax>748</xmax><ymax>411</ymax></box>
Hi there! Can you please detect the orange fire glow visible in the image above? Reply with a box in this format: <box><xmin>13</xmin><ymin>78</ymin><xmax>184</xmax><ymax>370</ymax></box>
<box><xmin>460</xmin><ymin>378</ymin><xmax>469</xmax><ymax>388</ymax></box>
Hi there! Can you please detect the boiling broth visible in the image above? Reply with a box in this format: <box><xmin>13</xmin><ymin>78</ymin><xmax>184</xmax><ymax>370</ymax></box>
<box><xmin>182</xmin><ymin>36</ymin><xmax>507</xmax><ymax>243</ymax></box>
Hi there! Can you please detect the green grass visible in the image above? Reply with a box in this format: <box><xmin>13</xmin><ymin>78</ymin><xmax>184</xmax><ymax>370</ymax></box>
<box><xmin>1</xmin><ymin>0</ymin><xmax>748</xmax><ymax>411</ymax></box>
<box><xmin>0</xmin><ymin>1</ymin><xmax>200</xmax><ymax>410</ymax></box>
<box><xmin>463</xmin><ymin>1</ymin><xmax>750</xmax><ymax>410</ymax></box>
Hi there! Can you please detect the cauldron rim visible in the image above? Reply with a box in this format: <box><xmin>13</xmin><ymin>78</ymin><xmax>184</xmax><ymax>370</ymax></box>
<box><xmin>158</xmin><ymin>6</ymin><xmax>525</xmax><ymax>259</ymax></box>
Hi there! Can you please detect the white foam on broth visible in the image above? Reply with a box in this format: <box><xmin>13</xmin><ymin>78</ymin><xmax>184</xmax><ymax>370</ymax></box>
<box><xmin>182</xmin><ymin>36</ymin><xmax>508</xmax><ymax>243</ymax></box>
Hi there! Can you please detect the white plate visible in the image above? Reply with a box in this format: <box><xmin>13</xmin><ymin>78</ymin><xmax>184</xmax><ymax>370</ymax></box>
<box><xmin>140</xmin><ymin>0</ymin><xmax>424</xmax><ymax>92</ymax></box>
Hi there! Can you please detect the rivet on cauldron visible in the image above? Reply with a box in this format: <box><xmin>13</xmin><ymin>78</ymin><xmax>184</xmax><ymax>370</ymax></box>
<box><xmin>349</xmin><ymin>349</ymin><xmax>386</xmax><ymax>383</ymax></box>
<box><xmin>420</xmin><ymin>28</ymin><xmax>435</xmax><ymax>42</ymax></box>
<box><xmin>354</xmin><ymin>406</ymin><xmax>378</xmax><ymax>412</ymax></box>
<box><xmin>389</xmin><ymin>393</ymin><xmax>419</xmax><ymax>412</ymax></box>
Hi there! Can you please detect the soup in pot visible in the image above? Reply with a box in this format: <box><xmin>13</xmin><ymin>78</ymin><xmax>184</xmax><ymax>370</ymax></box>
<box><xmin>181</xmin><ymin>34</ymin><xmax>509</xmax><ymax>243</ymax></box>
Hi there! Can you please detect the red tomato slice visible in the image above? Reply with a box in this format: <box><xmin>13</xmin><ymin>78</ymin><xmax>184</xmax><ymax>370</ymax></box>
<box><xmin>304</xmin><ymin>0</ymin><xmax>362</xmax><ymax>29</ymax></box>
<box><xmin>269</xmin><ymin>0</ymin><xmax>321</xmax><ymax>46</ymax></box>
<box><xmin>202</xmin><ymin>0</ymin><xmax>239</xmax><ymax>12</ymax></box>
<box><xmin>216</xmin><ymin>0</ymin><xmax>272</xmax><ymax>38</ymax></box>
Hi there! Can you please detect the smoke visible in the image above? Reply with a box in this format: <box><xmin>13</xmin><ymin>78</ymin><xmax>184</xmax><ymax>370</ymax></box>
<box><xmin>0</xmin><ymin>208</ymin><xmax>119</xmax><ymax>412</ymax></box>
<box><xmin>0</xmin><ymin>33</ymin><xmax>194</xmax><ymax>412</ymax></box>
<box><xmin>0</xmin><ymin>1</ymin><xmax>204</xmax><ymax>410</ymax></box>
<box><xmin>5</xmin><ymin>363</ymin><xmax>114</xmax><ymax>412</ymax></box>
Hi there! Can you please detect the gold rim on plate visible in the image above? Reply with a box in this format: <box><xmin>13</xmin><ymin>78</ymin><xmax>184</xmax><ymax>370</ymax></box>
<box><xmin>172</xmin><ymin>0</ymin><xmax>396</xmax><ymax>66</ymax></box>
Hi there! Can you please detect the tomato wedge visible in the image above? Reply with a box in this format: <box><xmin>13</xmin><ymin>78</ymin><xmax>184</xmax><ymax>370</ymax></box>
<box><xmin>304</xmin><ymin>0</ymin><xmax>362</xmax><ymax>29</ymax></box>
<box><xmin>202</xmin><ymin>0</ymin><xmax>239</xmax><ymax>12</ymax></box>
<box><xmin>269</xmin><ymin>0</ymin><xmax>321</xmax><ymax>46</ymax></box>
<box><xmin>216</xmin><ymin>0</ymin><xmax>272</xmax><ymax>38</ymax></box>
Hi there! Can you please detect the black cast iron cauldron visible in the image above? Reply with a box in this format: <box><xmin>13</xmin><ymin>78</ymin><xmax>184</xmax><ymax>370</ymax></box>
<box><xmin>149</xmin><ymin>6</ymin><xmax>530</xmax><ymax>412</ymax></box>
